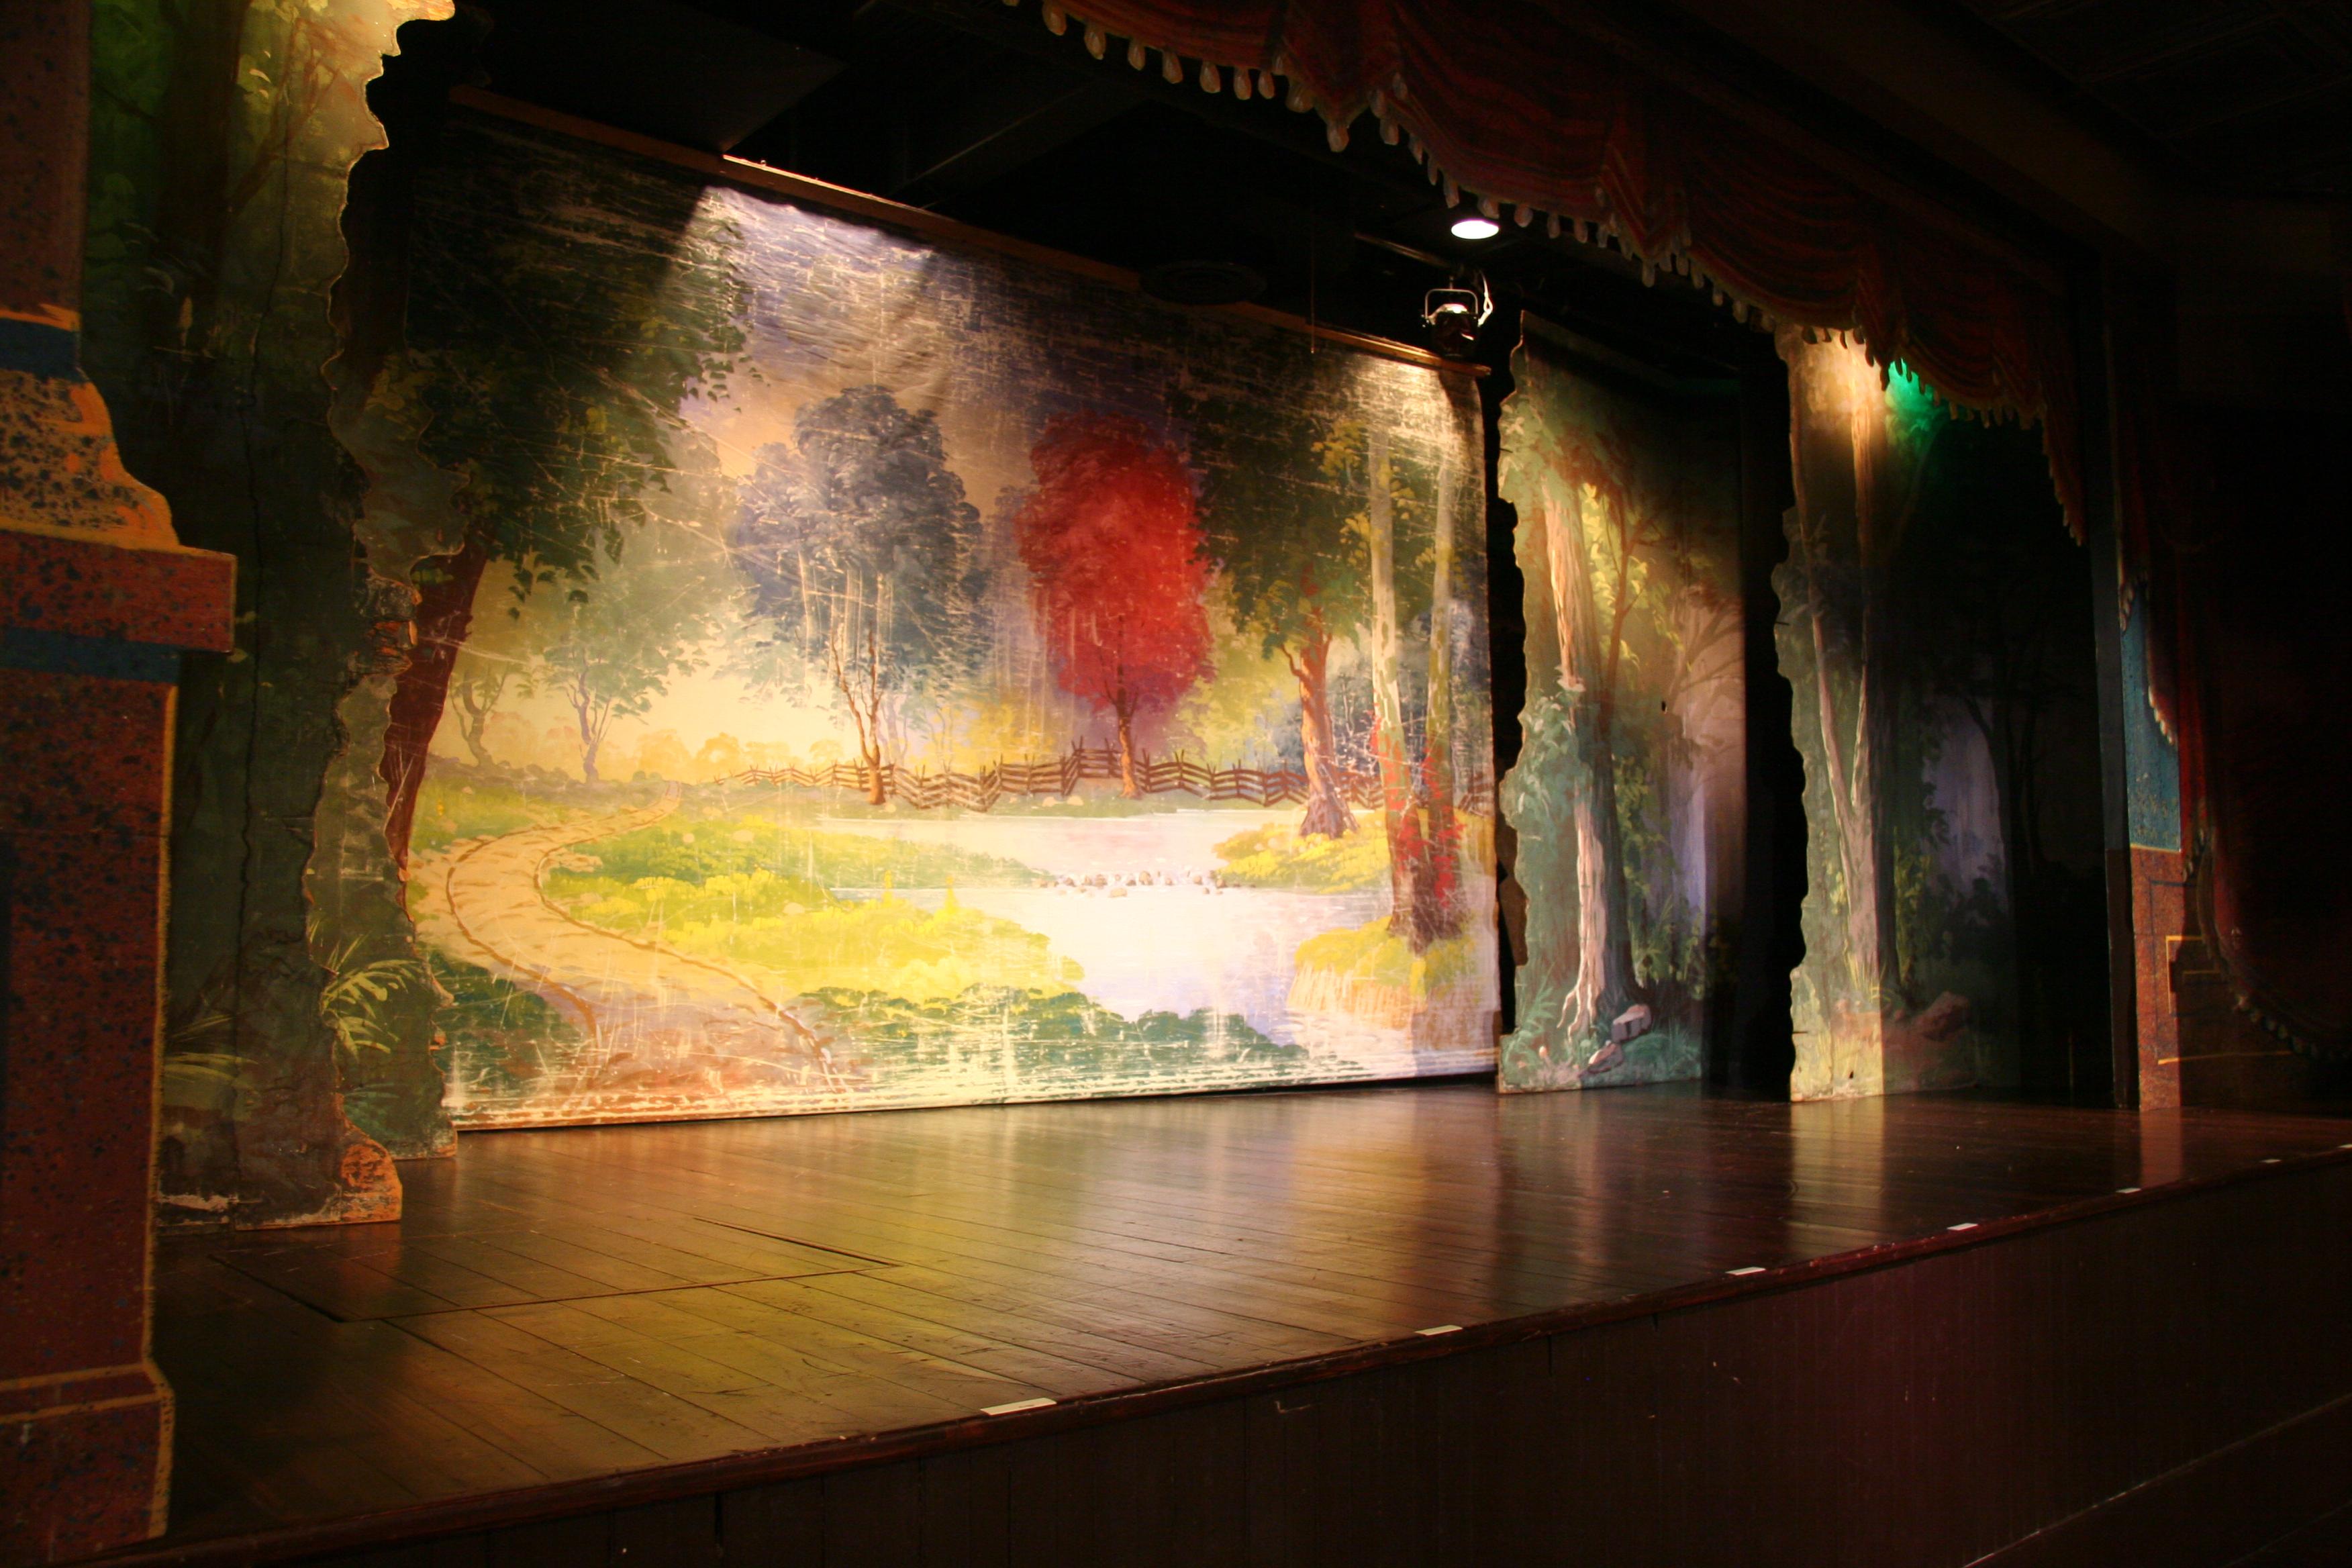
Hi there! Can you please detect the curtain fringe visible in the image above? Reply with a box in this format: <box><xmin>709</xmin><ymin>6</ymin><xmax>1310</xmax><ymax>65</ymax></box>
<box><xmin>1014</xmin><ymin>0</ymin><xmax>2063</xmax><ymax>481</ymax></box>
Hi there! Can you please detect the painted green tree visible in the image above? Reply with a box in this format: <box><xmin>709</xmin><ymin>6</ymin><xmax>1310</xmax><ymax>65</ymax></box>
<box><xmin>1779</xmin><ymin>336</ymin><xmax>1953</xmax><ymax>1095</ymax></box>
<box><xmin>1500</xmin><ymin>328</ymin><xmax>1745</xmax><ymax>1090</ymax></box>
<box><xmin>519</xmin><ymin>522</ymin><xmax>732</xmax><ymax>783</ymax></box>
<box><xmin>729</xmin><ymin>386</ymin><xmax>986</xmax><ymax>803</ymax></box>
<box><xmin>1180</xmin><ymin>390</ymin><xmax>1369</xmax><ymax>840</ymax></box>
<box><xmin>378</xmin><ymin>115</ymin><xmax>752</xmax><ymax>862</ymax></box>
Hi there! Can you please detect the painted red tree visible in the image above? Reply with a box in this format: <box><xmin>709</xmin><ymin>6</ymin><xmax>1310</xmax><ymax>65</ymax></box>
<box><xmin>1016</xmin><ymin>415</ymin><xmax>1213</xmax><ymax>797</ymax></box>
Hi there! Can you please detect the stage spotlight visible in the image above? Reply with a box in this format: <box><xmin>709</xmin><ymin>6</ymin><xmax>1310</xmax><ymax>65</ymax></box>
<box><xmin>1450</xmin><ymin>215</ymin><xmax>1500</xmax><ymax>240</ymax></box>
<box><xmin>1422</xmin><ymin>273</ymin><xmax>1492</xmax><ymax>359</ymax></box>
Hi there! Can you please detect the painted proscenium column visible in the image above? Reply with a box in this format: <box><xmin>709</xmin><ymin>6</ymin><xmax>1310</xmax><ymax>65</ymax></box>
<box><xmin>2100</xmin><ymin>526</ymin><xmax>2186</xmax><ymax>1110</ymax></box>
<box><xmin>0</xmin><ymin>4</ymin><xmax>232</xmax><ymax>1560</ymax></box>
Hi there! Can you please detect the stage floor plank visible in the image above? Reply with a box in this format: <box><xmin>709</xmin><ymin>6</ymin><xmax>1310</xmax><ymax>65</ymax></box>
<box><xmin>150</xmin><ymin>1082</ymin><xmax>2352</xmax><ymax>1549</ymax></box>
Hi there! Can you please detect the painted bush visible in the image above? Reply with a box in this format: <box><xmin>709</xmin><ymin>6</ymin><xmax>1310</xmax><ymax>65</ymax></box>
<box><xmin>366</xmin><ymin>109</ymin><xmax>1496</xmax><ymax>1127</ymax></box>
<box><xmin>1497</xmin><ymin>320</ymin><xmax>1745</xmax><ymax>1091</ymax></box>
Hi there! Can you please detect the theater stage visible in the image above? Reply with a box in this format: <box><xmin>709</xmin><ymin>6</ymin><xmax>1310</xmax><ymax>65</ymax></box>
<box><xmin>117</xmin><ymin>1081</ymin><xmax>2352</xmax><ymax>1566</ymax></box>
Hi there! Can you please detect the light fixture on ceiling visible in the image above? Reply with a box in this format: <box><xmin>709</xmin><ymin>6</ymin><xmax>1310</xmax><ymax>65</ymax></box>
<box><xmin>1450</xmin><ymin>215</ymin><xmax>1500</xmax><ymax>240</ymax></box>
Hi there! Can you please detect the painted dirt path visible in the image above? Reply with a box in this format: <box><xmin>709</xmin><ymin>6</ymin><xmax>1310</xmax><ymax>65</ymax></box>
<box><xmin>413</xmin><ymin>794</ymin><xmax>845</xmax><ymax>1121</ymax></box>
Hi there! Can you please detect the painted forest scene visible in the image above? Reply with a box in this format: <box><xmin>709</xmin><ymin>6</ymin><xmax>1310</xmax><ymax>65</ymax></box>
<box><xmin>1498</xmin><ymin>323</ymin><xmax>1745</xmax><ymax>1092</ymax></box>
<box><xmin>1774</xmin><ymin>332</ymin><xmax>2086</xmax><ymax>1100</ymax></box>
<box><xmin>364</xmin><ymin>111</ymin><xmax>1494</xmax><ymax>1127</ymax></box>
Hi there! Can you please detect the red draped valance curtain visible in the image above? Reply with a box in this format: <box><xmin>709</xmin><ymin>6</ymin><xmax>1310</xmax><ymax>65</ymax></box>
<box><xmin>1037</xmin><ymin>0</ymin><xmax>2088</xmax><ymax>538</ymax></box>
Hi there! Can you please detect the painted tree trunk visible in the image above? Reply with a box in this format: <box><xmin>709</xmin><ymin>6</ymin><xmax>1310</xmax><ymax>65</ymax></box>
<box><xmin>1365</xmin><ymin>433</ymin><xmax>1433</xmax><ymax>948</ymax></box>
<box><xmin>1542</xmin><ymin>491</ymin><xmax>1636</xmax><ymax>1046</ymax></box>
<box><xmin>380</xmin><ymin>530</ymin><xmax>489</xmax><ymax>870</ymax></box>
<box><xmin>836</xmin><ymin>589</ymin><xmax>889</xmax><ymax>806</ymax></box>
<box><xmin>575</xmin><ymin>695</ymin><xmax>604</xmax><ymax>785</ymax></box>
<box><xmin>1115</xmin><ymin>698</ymin><xmax>1142</xmax><ymax>798</ymax></box>
<box><xmin>1849</xmin><ymin>402</ymin><xmax>1905</xmax><ymax>1008</ymax></box>
<box><xmin>454</xmin><ymin>689</ymin><xmax>497</xmax><ymax>767</ymax></box>
<box><xmin>1293</xmin><ymin>615</ymin><xmax>1357</xmax><ymax>839</ymax></box>
<box><xmin>1420</xmin><ymin>460</ymin><xmax>1463</xmax><ymax>939</ymax></box>
<box><xmin>1787</xmin><ymin>389</ymin><xmax>1885</xmax><ymax>1027</ymax></box>
<box><xmin>450</xmin><ymin>664</ymin><xmax>511</xmax><ymax>769</ymax></box>
<box><xmin>842</xmin><ymin>698</ymin><xmax>885</xmax><ymax>805</ymax></box>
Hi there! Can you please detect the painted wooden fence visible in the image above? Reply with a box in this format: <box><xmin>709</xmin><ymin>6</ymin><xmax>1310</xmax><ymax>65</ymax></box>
<box><xmin>724</xmin><ymin>746</ymin><xmax>1493</xmax><ymax>815</ymax></box>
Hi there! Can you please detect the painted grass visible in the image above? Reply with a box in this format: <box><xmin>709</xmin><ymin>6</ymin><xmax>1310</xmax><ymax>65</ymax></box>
<box><xmin>1212</xmin><ymin>823</ymin><xmax>1389</xmax><ymax>891</ymax></box>
<box><xmin>814</xmin><ymin>985</ymin><xmax>1295</xmax><ymax>1080</ymax></box>
<box><xmin>1214</xmin><ymin>814</ymin><xmax>1493</xmax><ymax>894</ymax></box>
<box><xmin>412</xmin><ymin>776</ymin><xmax>562</xmax><ymax>856</ymax></box>
<box><xmin>426</xmin><ymin>948</ymin><xmax>586</xmax><ymax>1104</ymax></box>
<box><xmin>567</xmin><ymin>816</ymin><xmax>1048</xmax><ymax>891</ymax></box>
<box><xmin>1295</xmin><ymin>915</ymin><xmax>1478</xmax><ymax>995</ymax></box>
<box><xmin>553</xmin><ymin>872</ymin><xmax>1079</xmax><ymax>1003</ymax></box>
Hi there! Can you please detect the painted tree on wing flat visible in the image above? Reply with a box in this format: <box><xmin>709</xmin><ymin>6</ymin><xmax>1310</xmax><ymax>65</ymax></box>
<box><xmin>730</xmin><ymin>385</ymin><xmax>985</xmax><ymax>803</ymax></box>
<box><xmin>1014</xmin><ymin>414</ymin><xmax>1212</xmax><ymax>797</ymax></box>
<box><xmin>1499</xmin><ymin>324</ymin><xmax>1747</xmax><ymax>1093</ymax></box>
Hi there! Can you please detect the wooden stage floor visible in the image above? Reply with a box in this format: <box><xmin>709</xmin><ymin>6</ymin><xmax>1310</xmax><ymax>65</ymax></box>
<box><xmin>140</xmin><ymin>1081</ymin><xmax>2352</xmax><ymax>1561</ymax></box>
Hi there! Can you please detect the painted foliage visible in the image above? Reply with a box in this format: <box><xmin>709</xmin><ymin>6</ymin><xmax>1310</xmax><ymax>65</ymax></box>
<box><xmin>364</xmin><ymin>110</ymin><xmax>1494</xmax><ymax>1126</ymax></box>
<box><xmin>84</xmin><ymin>0</ymin><xmax>452</xmax><ymax>1226</ymax></box>
<box><xmin>1776</xmin><ymin>332</ymin><xmax>2093</xmax><ymax>1099</ymax></box>
<box><xmin>1497</xmin><ymin>320</ymin><xmax>1745</xmax><ymax>1091</ymax></box>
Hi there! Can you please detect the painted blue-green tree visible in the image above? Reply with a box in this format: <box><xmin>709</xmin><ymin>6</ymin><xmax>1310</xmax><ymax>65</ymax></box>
<box><xmin>730</xmin><ymin>386</ymin><xmax>985</xmax><ymax>803</ymax></box>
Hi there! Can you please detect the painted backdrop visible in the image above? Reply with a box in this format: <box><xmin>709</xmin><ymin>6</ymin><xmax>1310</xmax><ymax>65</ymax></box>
<box><xmin>362</xmin><ymin>109</ymin><xmax>1494</xmax><ymax>1127</ymax></box>
<box><xmin>1497</xmin><ymin>320</ymin><xmax>1745</xmax><ymax>1091</ymax></box>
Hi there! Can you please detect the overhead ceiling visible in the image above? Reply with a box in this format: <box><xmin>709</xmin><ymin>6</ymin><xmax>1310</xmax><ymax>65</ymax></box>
<box><xmin>449</xmin><ymin>0</ymin><xmax>1771</xmax><ymax>381</ymax></box>
<box><xmin>1956</xmin><ymin>0</ymin><xmax>2352</xmax><ymax>197</ymax></box>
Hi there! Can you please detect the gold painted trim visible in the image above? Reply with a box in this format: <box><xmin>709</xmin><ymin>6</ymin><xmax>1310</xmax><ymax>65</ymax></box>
<box><xmin>0</xmin><ymin>303</ymin><xmax>80</xmax><ymax>331</ymax></box>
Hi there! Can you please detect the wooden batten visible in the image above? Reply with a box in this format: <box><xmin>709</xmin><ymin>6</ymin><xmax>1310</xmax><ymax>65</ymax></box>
<box><xmin>448</xmin><ymin>87</ymin><xmax>1485</xmax><ymax>380</ymax></box>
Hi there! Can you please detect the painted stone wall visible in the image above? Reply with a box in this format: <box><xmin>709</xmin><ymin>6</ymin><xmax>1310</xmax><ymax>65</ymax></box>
<box><xmin>1776</xmin><ymin>332</ymin><xmax>2092</xmax><ymax>1100</ymax></box>
<box><xmin>1498</xmin><ymin>320</ymin><xmax>1745</xmax><ymax>1091</ymax></box>
<box><xmin>358</xmin><ymin>109</ymin><xmax>1496</xmax><ymax>1127</ymax></box>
